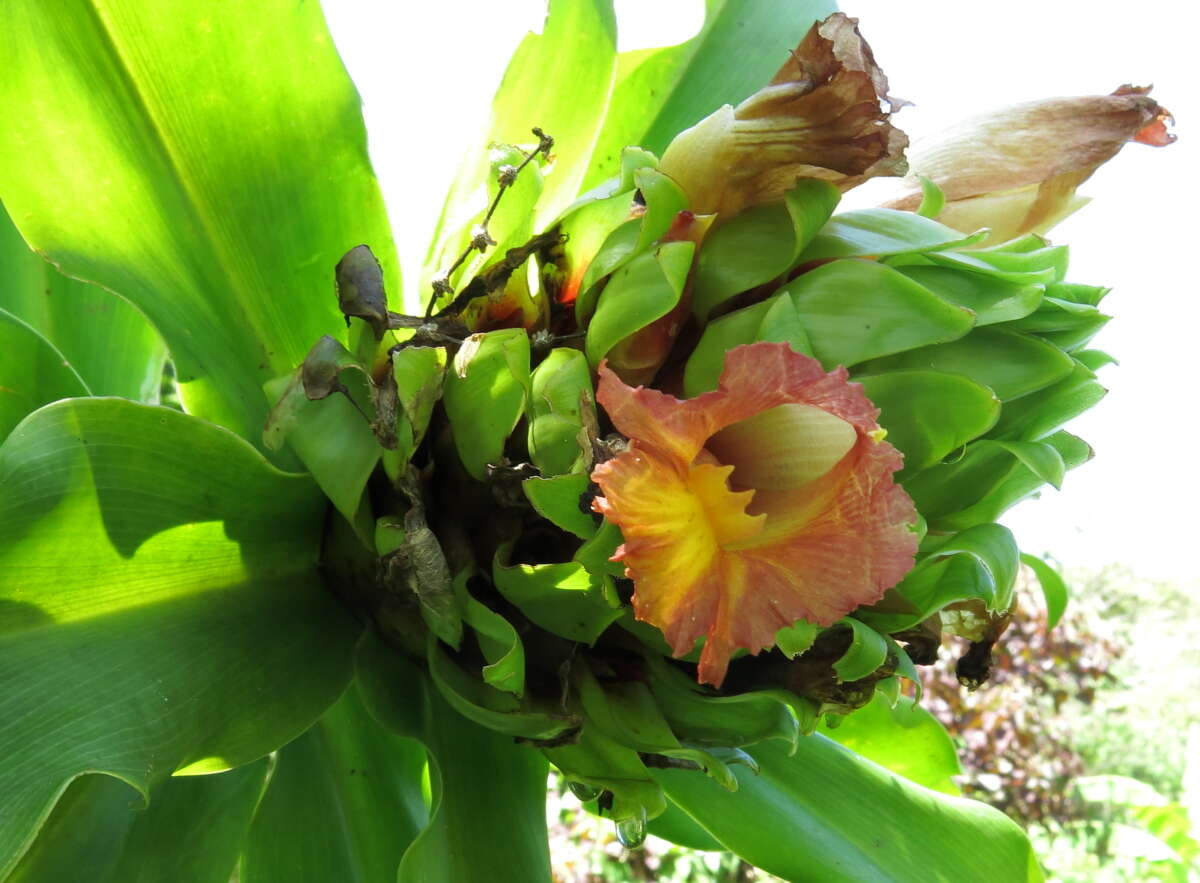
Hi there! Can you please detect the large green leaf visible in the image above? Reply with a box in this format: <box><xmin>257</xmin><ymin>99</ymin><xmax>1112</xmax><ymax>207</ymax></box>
<box><xmin>989</xmin><ymin>360</ymin><xmax>1107</xmax><ymax>442</ymax></box>
<box><xmin>1</xmin><ymin>203</ymin><xmax>165</xmax><ymax>402</ymax></box>
<box><xmin>856</xmin><ymin>370</ymin><xmax>1000</xmax><ymax>474</ymax></box>
<box><xmin>905</xmin><ymin>432</ymin><xmax>1092</xmax><ymax>531</ymax></box>
<box><xmin>0</xmin><ymin>309</ymin><xmax>89</xmax><ymax>442</ymax></box>
<box><xmin>356</xmin><ymin>633</ymin><xmax>553</xmax><ymax>883</ymax></box>
<box><xmin>0</xmin><ymin>0</ymin><xmax>398</xmax><ymax>448</ymax></box>
<box><xmin>857</xmin><ymin>328</ymin><xmax>1074</xmax><ymax>403</ymax></box>
<box><xmin>9</xmin><ymin>761</ymin><xmax>269</xmax><ymax>883</ymax></box>
<box><xmin>442</xmin><ymin>329</ymin><xmax>531</xmax><ymax>480</ymax></box>
<box><xmin>425</xmin><ymin>0</ymin><xmax>618</xmax><ymax>300</ymax></box>
<box><xmin>819</xmin><ymin>693</ymin><xmax>963</xmax><ymax>796</ymax></box>
<box><xmin>0</xmin><ymin>398</ymin><xmax>359</xmax><ymax>877</ymax></box>
<box><xmin>583</xmin><ymin>0</ymin><xmax>837</xmax><ymax>188</ymax></box>
<box><xmin>655</xmin><ymin>738</ymin><xmax>1042</xmax><ymax>882</ymax></box>
<box><xmin>240</xmin><ymin>683</ymin><xmax>429</xmax><ymax>883</ymax></box>
<box><xmin>779</xmin><ymin>260</ymin><xmax>975</xmax><ymax>368</ymax></box>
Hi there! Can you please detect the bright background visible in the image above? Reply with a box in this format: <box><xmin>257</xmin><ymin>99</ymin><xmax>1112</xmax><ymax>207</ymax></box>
<box><xmin>323</xmin><ymin>0</ymin><xmax>1198</xmax><ymax>585</ymax></box>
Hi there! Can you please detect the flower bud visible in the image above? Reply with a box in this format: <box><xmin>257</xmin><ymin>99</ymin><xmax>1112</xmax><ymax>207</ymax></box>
<box><xmin>658</xmin><ymin>12</ymin><xmax>908</xmax><ymax>218</ymax></box>
<box><xmin>884</xmin><ymin>85</ymin><xmax>1175</xmax><ymax>243</ymax></box>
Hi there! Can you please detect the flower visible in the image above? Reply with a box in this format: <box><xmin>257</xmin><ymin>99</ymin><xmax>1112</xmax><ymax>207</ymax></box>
<box><xmin>883</xmin><ymin>85</ymin><xmax>1175</xmax><ymax>243</ymax></box>
<box><xmin>590</xmin><ymin>342</ymin><xmax>918</xmax><ymax>686</ymax></box>
<box><xmin>657</xmin><ymin>12</ymin><xmax>909</xmax><ymax>218</ymax></box>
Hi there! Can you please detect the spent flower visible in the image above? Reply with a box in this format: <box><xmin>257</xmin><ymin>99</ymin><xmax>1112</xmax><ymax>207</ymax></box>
<box><xmin>884</xmin><ymin>84</ymin><xmax>1175</xmax><ymax>242</ymax></box>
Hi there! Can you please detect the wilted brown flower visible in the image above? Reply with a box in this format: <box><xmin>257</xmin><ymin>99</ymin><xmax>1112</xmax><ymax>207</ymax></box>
<box><xmin>885</xmin><ymin>85</ymin><xmax>1175</xmax><ymax>243</ymax></box>
<box><xmin>657</xmin><ymin>12</ymin><xmax>908</xmax><ymax>217</ymax></box>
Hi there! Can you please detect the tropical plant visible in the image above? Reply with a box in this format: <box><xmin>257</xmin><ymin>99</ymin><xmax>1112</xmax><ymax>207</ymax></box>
<box><xmin>0</xmin><ymin>1</ymin><xmax>1173</xmax><ymax>880</ymax></box>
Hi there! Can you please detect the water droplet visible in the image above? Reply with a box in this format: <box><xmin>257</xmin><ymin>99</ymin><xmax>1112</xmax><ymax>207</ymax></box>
<box><xmin>614</xmin><ymin>807</ymin><xmax>647</xmax><ymax>849</ymax></box>
<box><xmin>568</xmin><ymin>780</ymin><xmax>600</xmax><ymax>802</ymax></box>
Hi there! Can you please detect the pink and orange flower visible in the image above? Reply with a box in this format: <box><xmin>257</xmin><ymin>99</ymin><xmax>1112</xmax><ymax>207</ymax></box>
<box><xmin>591</xmin><ymin>342</ymin><xmax>918</xmax><ymax>687</ymax></box>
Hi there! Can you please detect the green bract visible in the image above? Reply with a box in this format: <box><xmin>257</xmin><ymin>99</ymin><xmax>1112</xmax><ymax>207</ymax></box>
<box><xmin>0</xmin><ymin>0</ymin><xmax>1152</xmax><ymax>880</ymax></box>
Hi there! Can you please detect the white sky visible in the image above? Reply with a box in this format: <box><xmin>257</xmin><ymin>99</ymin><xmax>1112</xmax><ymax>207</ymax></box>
<box><xmin>324</xmin><ymin>1</ymin><xmax>1199</xmax><ymax>585</ymax></box>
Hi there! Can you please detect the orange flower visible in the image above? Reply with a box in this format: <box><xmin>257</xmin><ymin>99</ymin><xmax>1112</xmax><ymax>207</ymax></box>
<box><xmin>591</xmin><ymin>343</ymin><xmax>917</xmax><ymax>686</ymax></box>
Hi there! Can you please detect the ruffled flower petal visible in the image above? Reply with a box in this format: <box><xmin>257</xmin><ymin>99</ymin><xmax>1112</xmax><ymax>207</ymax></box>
<box><xmin>591</xmin><ymin>342</ymin><xmax>917</xmax><ymax>686</ymax></box>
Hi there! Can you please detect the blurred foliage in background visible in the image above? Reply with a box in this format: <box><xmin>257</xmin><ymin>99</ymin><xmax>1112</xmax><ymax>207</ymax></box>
<box><xmin>549</xmin><ymin>565</ymin><xmax>1200</xmax><ymax>881</ymax></box>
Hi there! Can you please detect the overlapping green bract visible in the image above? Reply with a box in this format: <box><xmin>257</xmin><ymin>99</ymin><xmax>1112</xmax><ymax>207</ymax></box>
<box><xmin>0</xmin><ymin>0</ymin><xmax>1132</xmax><ymax>880</ymax></box>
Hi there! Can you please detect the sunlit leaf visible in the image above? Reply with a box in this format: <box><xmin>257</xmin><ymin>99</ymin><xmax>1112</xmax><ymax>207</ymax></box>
<box><xmin>0</xmin><ymin>309</ymin><xmax>89</xmax><ymax>442</ymax></box>
<box><xmin>656</xmin><ymin>738</ymin><xmax>1042</xmax><ymax>882</ymax></box>
<box><xmin>583</xmin><ymin>0</ymin><xmax>838</xmax><ymax>188</ymax></box>
<box><xmin>0</xmin><ymin>398</ymin><xmax>358</xmax><ymax>877</ymax></box>
<box><xmin>819</xmin><ymin>693</ymin><xmax>962</xmax><ymax>796</ymax></box>
<box><xmin>0</xmin><ymin>0</ymin><xmax>398</xmax><ymax>448</ymax></box>
<box><xmin>1</xmin><ymin>203</ymin><xmax>165</xmax><ymax>402</ymax></box>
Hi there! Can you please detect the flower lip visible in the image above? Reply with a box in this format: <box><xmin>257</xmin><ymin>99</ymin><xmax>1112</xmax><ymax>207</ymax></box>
<box><xmin>590</xmin><ymin>342</ymin><xmax>918</xmax><ymax>686</ymax></box>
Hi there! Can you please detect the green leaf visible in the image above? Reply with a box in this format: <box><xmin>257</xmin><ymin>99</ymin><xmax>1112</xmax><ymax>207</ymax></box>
<box><xmin>585</xmin><ymin>241</ymin><xmax>695</xmax><ymax>367</ymax></box>
<box><xmin>647</xmin><ymin>800</ymin><xmax>725</xmax><ymax>852</ymax></box>
<box><xmin>819</xmin><ymin>693</ymin><xmax>962</xmax><ymax>796</ymax></box>
<box><xmin>426</xmin><ymin>0</ymin><xmax>618</xmax><ymax>293</ymax></box>
<box><xmin>990</xmin><ymin>440</ymin><xmax>1067</xmax><ymax>490</ymax></box>
<box><xmin>1</xmin><ymin>202</ymin><xmax>166</xmax><ymax>402</ymax></box>
<box><xmin>0</xmin><ymin>398</ymin><xmax>359</xmax><ymax>878</ymax></box>
<box><xmin>895</xmin><ymin>265</ymin><xmax>1044</xmax><ymax>326</ymax></box>
<box><xmin>391</xmin><ymin>346</ymin><xmax>447</xmax><ymax>466</ymax></box>
<box><xmin>0</xmin><ymin>309</ymin><xmax>90</xmax><ymax>442</ymax></box>
<box><xmin>577</xmin><ymin>218</ymin><xmax>642</xmax><ymax>324</ymax></box>
<box><xmin>546</xmin><ymin>724</ymin><xmax>667</xmax><ymax>824</ymax></box>
<box><xmin>262</xmin><ymin>372</ymin><xmax>380</xmax><ymax>536</ymax></box>
<box><xmin>523</xmin><ymin>473</ymin><xmax>599</xmax><ymax>540</ymax></box>
<box><xmin>857</xmin><ymin>328</ymin><xmax>1074</xmax><ymax>402</ymax></box>
<box><xmin>442</xmin><ymin>329</ymin><xmax>531</xmax><ymax>480</ymax></box>
<box><xmin>856</xmin><ymin>371</ymin><xmax>1000</xmax><ymax>473</ymax></box>
<box><xmin>915</xmin><ymin>176</ymin><xmax>945</xmax><ymax>219</ymax></box>
<box><xmin>925</xmin><ymin>249</ymin><xmax>1060</xmax><ymax>286</ymax></box>
<box><xmin>426</xmin><ymin>635</ymin><xmax>578</xmax><ymax>742</ymax></box>
<box><xmin>1020</xmin><ymin>553</ymin><xmax>1070</xmax><ymax>629</ymax></box>
<box><xmin>655</xmin><ymin>738</ymin><xmax>1042</xmax><ymax>882</ymax></box>
<box><xmin>799</xmin><ymin>209</ymin><xmax>984</xmax><ymax>262</ymax></box>
<box><xmin>779</xmin><ymin>260</ymin><xmax>975</xmax><ymax>368</ymax></box>
<box><xmin>775</xmin><ymin>620</ymin><xmax>820</xmax><ymax>660</ymax></box>
<box><xmin>1005</xmin><ymin>297</ymin><xmax>1111</xmax><ymax>351</ymax></box>
<box><xmin>10</xmin><ymin>761</ymin><xmax>269</xmax><ymax>883</ymax></box>
<box><xmin>633</xmin><ymin>167</ymin><xmax>689</xmax><ymax>250</ymax></box>
<box><xmin>241</xmin><ymin>683</ymin><xmax>428</xmax><ymax>883</ymax></box>
<box><xmin>861</xmin><ymin>524</ymin><xmax>1020</xmax><ymax>633</ymax></box>
<box><xmin>493</xmin><ymin>552</ymin><xmax>622</xmax><ymax>645</ymax></box>
<box><xmin>905</xmin><ymin>432</ymin><xmax>1091</xmax><ymax>531</ymax></box>
<box><xmin>528</xmin><ymin>348</ymin><xmax>597</xmax><ymax>477</ymax></box>
<box><xmin>0</xmin><ymin>0</ymin><xmax>398</xmax><ymax>448</ymax></box>
<box><xmin>683</xmin><ymin>293</ymin><xmax>813</xmax><ymax>396</ymax></box>
<box><xmin>464</xmin><ymin>594</ymin><xmax>526</xmax><ymax>697</ymax></box>
<box><xmin>644</xmin><ymin>654</ymin><xmax>812</xmax><ymax>750</ymax></box>
<box><xmin>583</xmin><ymin>0</ymin><xmax>837</xmax><ymax>188</ymax></box>
<box><xmin>988</xmin><ymin>360</ymin><xmax>1107</xmax><ymax>442</ymax></box>
<box><xmin>691</xmin><ymin>179</ymin><xmax>840</xmax><ymax>321</ymax></box>
<box><xmin>831</xmin><ymin>619</ymin><xmax>889</xmax><ymax>683</ymax></box>
<box><xmin>356</xmin><ymin>633</ymin><xmax>553</xmax><ymax>883</ymax></box>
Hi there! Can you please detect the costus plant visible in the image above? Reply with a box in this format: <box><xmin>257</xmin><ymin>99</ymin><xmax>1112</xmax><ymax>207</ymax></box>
<box><xmin>0</xmin><ymin>2</ymin><xmax>1173</xmax><ymax>881</ymax></box>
